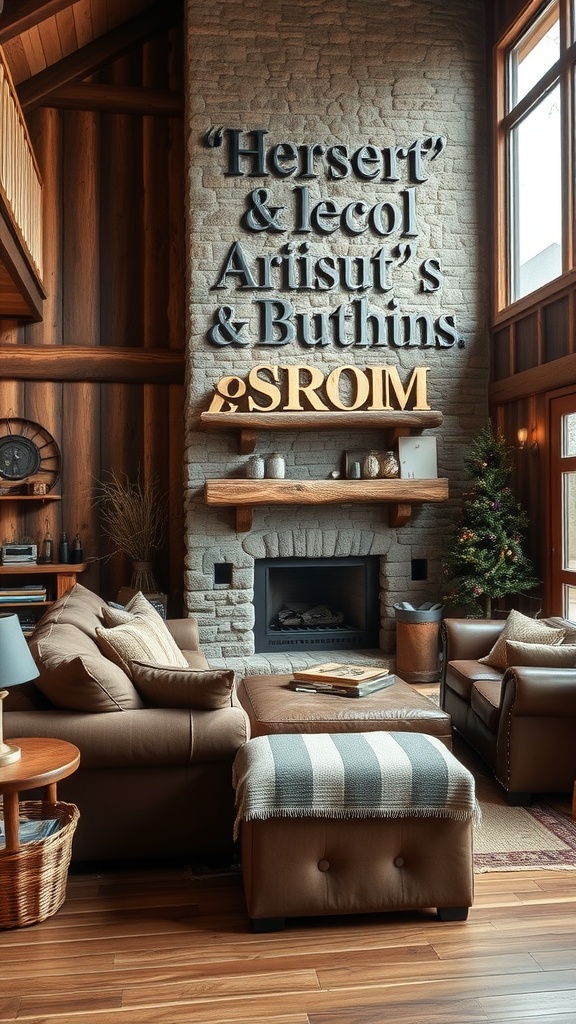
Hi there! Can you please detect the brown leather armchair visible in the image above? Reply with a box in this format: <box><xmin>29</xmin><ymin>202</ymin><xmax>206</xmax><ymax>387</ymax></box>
<box><xmin>440</xmin><ymin>617</ymin><xmax>576</xmax><ymax>803</ymax></box>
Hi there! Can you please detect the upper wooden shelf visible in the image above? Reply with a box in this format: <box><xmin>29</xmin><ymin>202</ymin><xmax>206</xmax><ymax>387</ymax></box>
<box><xmin>200</xmin><ymin>409</ymin><xmax>443</xmax><ymax>454</ymax></box>
<box><xmin>0</xmin><ymin>493</ymin><xmax>61</xmax><ymax>502</ymax></box>
<box><xmin>204</xmin><ymin>477</ymin><xmax>449</xmax><ymax>532</ymax></box>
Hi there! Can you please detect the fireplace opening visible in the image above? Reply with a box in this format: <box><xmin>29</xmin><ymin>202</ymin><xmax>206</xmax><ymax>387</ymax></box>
<box><xmin>253</xmin><ymin>556</ymin><xmax>380</xmax><ymax>652</ymax></box>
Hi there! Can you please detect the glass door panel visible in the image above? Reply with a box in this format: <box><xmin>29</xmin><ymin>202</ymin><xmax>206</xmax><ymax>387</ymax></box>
<box><xmin>562</xmin><ymin>412</ymin><xmax>576</xmax><ymax>455</ymax></box>
<box><xmin>563</xmin><ymin>585</ymin><xmax>576</xmax><ymax>619</ymax></box>
<box><xmin>563</xmin><ymin>472</ymin><xmax>576</xmax><ymax>568</ymax></box>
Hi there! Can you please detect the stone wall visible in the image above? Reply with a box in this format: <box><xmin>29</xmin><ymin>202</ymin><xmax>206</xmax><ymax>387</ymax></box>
<box><xmin>184</xmin><ymin>0</ymin><xmax>489</xmax><ymax>659</ymax></box>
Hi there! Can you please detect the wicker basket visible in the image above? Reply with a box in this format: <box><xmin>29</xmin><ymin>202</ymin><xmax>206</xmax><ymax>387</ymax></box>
<box><xmin>0</xmin><ymin>800</ymin><xmax>79</xmax><ymax>929</ymax></box>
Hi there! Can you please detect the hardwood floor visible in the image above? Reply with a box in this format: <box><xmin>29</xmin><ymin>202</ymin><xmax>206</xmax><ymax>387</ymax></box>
<box><xmin>1</xmin><ymin>863</ymin><xmax>575</xmax><ymax>1023</ymax></box>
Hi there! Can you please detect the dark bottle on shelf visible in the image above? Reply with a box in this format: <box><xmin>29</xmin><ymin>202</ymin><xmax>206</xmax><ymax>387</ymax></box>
<box><xmin>59</xmin><ymin>531</ymin><xmax>69</xmax><ymax>564</ymax></box>
<box><xmin>71</xmin><ymin>532</ymin><xmax>83</xmax><ymax>564</ymax></box>
<box><xmin>42</xmin><ymin>521</ymin><xmax>53</xmax><ymax>564</ymax></box>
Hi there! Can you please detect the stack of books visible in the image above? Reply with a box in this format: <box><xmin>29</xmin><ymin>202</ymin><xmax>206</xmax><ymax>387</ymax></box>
<box><xmin>0</xmin><ymin>584</ymin><xmax>47</xmax><ymax>604</ymax></box>
<box><xmin>288</xmin><ymin>662</ymin><xmax>394</xmax><ymax>698</ymax></box>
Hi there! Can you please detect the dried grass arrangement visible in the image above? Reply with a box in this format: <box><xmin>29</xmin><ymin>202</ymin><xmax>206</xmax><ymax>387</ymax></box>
<box><xmin>94</xmin><ymin>471</ymin><xmax>168</xmax><ymax>591</ymax></box>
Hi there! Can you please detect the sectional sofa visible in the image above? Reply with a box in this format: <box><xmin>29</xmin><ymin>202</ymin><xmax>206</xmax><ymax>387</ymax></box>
<box><xmin>3</xmin><ymin>585</ymin><xmax>250</xmax><ymax>862</ymax></box>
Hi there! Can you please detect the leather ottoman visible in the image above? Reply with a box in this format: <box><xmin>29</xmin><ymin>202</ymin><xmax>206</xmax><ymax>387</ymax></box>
<box><xmin>237</xmin><ymin>672</ymin><xmax>453</xmax><ymax>748</ymax></box>
<box><xmin>233</xmin><ymin>731</ymin><xmax>475</xmax><ymax>931</ymax></box>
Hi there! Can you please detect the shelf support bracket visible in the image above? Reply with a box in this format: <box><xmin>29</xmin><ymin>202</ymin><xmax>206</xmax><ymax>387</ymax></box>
<box><xmin>239</xmin><ymin>429</ymin><xmax>257</xmax><ymax>455</ymax></box>
<box><xmin>388</xmin><ymin>503</ymin><xmax>412</xmax><ymax>527</ymax></box>
<box><xmin>235</xmin><ymin>506</ymin><xmax>253</xmax><ymax>532</ymax></box>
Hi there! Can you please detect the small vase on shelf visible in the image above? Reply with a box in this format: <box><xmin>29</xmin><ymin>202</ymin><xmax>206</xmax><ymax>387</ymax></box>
<box><xmin>363</xmin><ymin>451</ymin><xmax>381</xmax><ymax>479</ymax></box>
<box><xmin>379</xmin><ymin>451</ymin><xmax>400</xmax><ymax>478</ymax></box>
<box><xmin>266</xmin><ymin>453</ymin><xmax>285</xmax><ymax>479</ymax></box>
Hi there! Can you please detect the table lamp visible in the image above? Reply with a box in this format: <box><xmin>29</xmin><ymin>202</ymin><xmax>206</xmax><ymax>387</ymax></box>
<box><xmin>0</xmin><ymin>613</ymin><xmax>40</xmax><ymax>767</ymax></box>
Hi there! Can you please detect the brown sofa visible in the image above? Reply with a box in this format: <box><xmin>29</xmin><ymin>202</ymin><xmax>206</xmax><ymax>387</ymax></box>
<box><xmin>3</xmin><ymin>585</ymin><xmax>249</xmax><ymax>862</ymax></box>
<box><xmin>440</xmin><ymin>613</ymin><xmax>576</xmax><ymax>803</ymax></box>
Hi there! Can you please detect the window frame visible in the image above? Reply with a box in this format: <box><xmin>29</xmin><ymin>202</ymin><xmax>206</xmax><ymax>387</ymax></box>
<box><xmin>494</xmin><ymin>0</ymin><xmax>576</xmax><ymax>319</ymax></box>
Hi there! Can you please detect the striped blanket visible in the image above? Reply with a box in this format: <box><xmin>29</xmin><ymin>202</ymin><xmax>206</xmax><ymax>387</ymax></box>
<box><xmin>233</xmin><ymin>731</ymin><xmax>477</xmax><ymax>839</ymax></box>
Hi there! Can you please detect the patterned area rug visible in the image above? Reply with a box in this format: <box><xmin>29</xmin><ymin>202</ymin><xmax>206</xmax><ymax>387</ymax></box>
<box><xmin>454</xmin><ymin>735</ymin><xmax>576</xmax><ymax>872</ymax></box>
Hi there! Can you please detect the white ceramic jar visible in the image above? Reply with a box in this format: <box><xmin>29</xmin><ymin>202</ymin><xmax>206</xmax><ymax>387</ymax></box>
<box><xmin>266</xmin><ymin>452</ymin><xmax>285</xmax><ymax>478</ymax></box>
<box><xmin>246</xmin><ymin>455</ymin><xmax>265</xmax><ymax>478</ymax></box>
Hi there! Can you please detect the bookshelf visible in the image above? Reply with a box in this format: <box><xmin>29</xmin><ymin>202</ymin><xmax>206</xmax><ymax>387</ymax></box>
<box><xmin>0</xmin><ymin>563</ymin><xmax>86</xmax><ymax>635</ymax></box>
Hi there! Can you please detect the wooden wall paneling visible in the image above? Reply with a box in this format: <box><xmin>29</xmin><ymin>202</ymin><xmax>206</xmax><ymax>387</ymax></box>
<box><xmin>98</xmin><ymin>54</ymin><xmax>146</xmax><ymax>600</ymax></box>
<box><xmin>20</xmin><ymin>107</ymin><xmax>62</xmax><ymax>555</ymax></box>
<box><xmin>99</xmin><ymin>55</ymin><xmax>144</xmax><ymax>351</ymax></box>
<box><xmin>61</xmin><ymin>108</ymin><xmax>102</xmax><ymax>595</ymax></box>
<box><xmin>141</xmin><ymin>33</ymin><xmax>177</xmax><ymax>607</ymax></box>
<box><xmin>515</xmin><ymin>311</ymin><xmax>539</xmax><ymax>373</ymax></box>
<box><xmin>99</xmin><ymin>382</ymin><xmax>145</xmax><ymax>600</ymax></box>
<box><xmin>166</xmin><ymin>26</ymin><xmax>185</xmax><ymax>613</ymax></box>
<box><xmin>491</xmin><ymin>324</ymin><xmax>512</xmax><ymax>380</ymax></box>
<box><xmin>543</xmin><ymin>295</ymin><xmax>570</xmax><ymax>362</ymax></box>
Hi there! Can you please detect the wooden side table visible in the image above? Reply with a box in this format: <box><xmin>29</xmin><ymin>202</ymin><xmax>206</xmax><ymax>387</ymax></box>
<box><xmin>0</xmin><ymin>737</ymin><xmax>80</xmax><ymax>852</ymax></box>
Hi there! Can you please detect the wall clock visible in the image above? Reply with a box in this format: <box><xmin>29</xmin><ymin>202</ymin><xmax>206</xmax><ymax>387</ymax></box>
<box><xmin>0</xmin><ymin>417</ymin><xmax>61</xmax><ymax>493</ymax></box>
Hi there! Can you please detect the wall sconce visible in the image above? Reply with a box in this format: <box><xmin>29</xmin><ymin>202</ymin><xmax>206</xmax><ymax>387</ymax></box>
<box><xmin>517</xmin><ymin>427</ymin><xmax>539</xmax><ymax>454</ymax></box>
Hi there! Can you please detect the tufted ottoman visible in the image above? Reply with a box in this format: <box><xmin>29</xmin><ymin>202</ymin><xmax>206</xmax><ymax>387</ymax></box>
<box><xmin>237</xmin><ymin>673</ymin><xmax>453</xmax><ymax>747</ymax></box>
<box><xmin>233</xmin><ymin>731</ymin><xmax>476</xmax><ymax>931</ymax></box>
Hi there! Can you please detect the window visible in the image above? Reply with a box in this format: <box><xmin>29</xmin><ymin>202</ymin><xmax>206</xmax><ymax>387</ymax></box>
<box><xmin>496</xmin><ymin>0</ymin><xmax>575</xmax><ymax>309</ymax></box>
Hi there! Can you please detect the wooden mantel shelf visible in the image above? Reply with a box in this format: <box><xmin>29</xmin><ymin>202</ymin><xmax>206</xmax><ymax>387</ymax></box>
<box><xmin>200</xmin><ymin>409</ymin><xmax>443</xmax><ymax>454</ymax></box>
<box><xmin>204</xmin><ymin>477</ymin><xmax>449</xmax><ymax>532</ymax></box>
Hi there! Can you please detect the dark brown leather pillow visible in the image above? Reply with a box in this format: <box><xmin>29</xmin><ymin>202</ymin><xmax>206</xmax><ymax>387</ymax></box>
<box><xmin>505</xmin><ymin>640</ymin><xmax>576</xmax><ymax>668</ymax></box>
<box><xmin>130</xmin><ymin>661</ymin><xmax>235</xmax><ymax>710</ymax></box>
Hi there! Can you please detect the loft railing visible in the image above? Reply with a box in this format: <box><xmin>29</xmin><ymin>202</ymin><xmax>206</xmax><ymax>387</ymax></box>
<box><xmin>0</xmin><ymin>48</ymin><xmax>43</xmax><ymax>284</ymax></box>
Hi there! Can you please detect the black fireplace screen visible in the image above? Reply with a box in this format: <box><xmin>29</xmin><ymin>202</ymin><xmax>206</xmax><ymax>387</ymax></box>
<box><xmin>253</xmin><ymin>556</ymin><xmax>380</xmax><ymax>652</ymax></box>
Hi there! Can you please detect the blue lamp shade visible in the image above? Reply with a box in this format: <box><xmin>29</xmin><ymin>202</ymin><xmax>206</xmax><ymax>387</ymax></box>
<box><xmin>0</xmin><ymin>613</ymin><xmax>40</xmax><ymax>767</ymax></box>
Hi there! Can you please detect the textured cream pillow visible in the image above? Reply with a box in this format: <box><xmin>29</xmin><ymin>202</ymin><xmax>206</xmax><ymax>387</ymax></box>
<box><xmin>505</xmin><ymin>640</ymin><xmax>576</xmax><ymax>668</ymax></box>
<box><xmin>131</xmin><ymin>662</ymin><xmax>235</xmax><ymax>710</ymax></box>
<box><xmin>103</xmin><ymin>591</ymin><xmax>162</xmax><ymax>626</ymax></box>
<box><xmin>479</xmin><ymin>610</ymin><xmax>566</xmax><ymax>671</ymax></box>
<box><xmin>96</xmin><ymin>605</ymin><xmax>189</xmax><ymax>677</ymax></box>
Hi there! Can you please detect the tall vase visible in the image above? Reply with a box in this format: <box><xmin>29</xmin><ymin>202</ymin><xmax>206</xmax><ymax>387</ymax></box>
<box><xmin>130</xmin><ymin>560</ymin><xmax>158</xmax><ymax>593</ymax></box>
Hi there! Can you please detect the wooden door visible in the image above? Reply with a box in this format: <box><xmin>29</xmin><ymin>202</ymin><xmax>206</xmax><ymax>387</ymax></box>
<box><xmin>550</xmin><ymin>392</ymin><xmax>576</xmax><ymax>618</ymax></box>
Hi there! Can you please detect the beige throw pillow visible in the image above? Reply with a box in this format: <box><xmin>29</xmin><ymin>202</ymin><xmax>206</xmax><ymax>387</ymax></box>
<box><xmin>505</xmin><ymin>640</ymin><xmax>576</xmax><ymax>668</ymax></box>
<box><xmin>479</xmin><ymin>609</ymin><xmax>566</xmax><ymax>671</ymax></box>
<box><xmin>96</xmin><ymin>598</ymin><xmax>189</xmax><ymax>677</ymax></box>
<box><xmin>130</xmin><ymin>662</ymin><xmax>235</xmax><ymax>710</ymax></box>
<box><xmin>32</xmin><ymin>621</ymin><xmax>142</xmax><ymax>712</ymax></box>
<box><xmin>103</xmin><ymin>591</ymin><xmax>163</xmax><ymax>626</ymax></box>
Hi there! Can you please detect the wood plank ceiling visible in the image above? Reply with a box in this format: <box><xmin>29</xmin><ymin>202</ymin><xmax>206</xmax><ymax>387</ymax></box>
<box><xmin>0</xmin><ymin>1</ymin><xmax>162</xmax><ymax>86</ymax></box>
<box><xmin>0</xmin><ymin>0</ymin><xmax>183</xmax><ymax>319</ymax></box>
<box><xmin>0</xmin><ymin>0</ymin><xmax>184</xmax><ymax>119</ymax></box>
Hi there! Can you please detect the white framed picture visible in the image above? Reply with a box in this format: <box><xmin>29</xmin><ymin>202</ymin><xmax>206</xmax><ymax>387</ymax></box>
<box><xmin>398</xmin><ymin>436</ymin><xmax>438</xmax><ymax>479</ymax></box>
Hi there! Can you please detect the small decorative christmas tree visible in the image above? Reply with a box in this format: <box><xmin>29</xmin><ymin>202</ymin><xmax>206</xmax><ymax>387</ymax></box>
<box><xmin>443</xmin><ymin>423</ymin><xmax>539</xmax><ymax>617</ymax></box>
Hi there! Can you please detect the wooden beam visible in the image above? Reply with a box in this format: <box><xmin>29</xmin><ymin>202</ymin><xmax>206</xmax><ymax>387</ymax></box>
<box><xmin>489</xmin><ymin>353</ymin><xmax>576</xmax><ymax>403</ymax></box>
<box><xmin>16</xmin><ymin>0</ymin><xmax>183</xmax><ymax>112</ymax></box>
<box><xmin>205</xmin><ymin>477</ymin><xmax>449</xmax><ymax>507</ymax></box>
<box><xmin>0</xmin><ymin>0</ymin><xmax>77</xmax><ymax>45</ymax></box>
<box><xmin>0</xmin><ymin>345</ymin><xmax>185</xmax><ymax>383</ymax></box>
<box><xmin>41</xmin><ymin>82</ymin><xmax>184</xmax><ymax>116</ymax></box>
